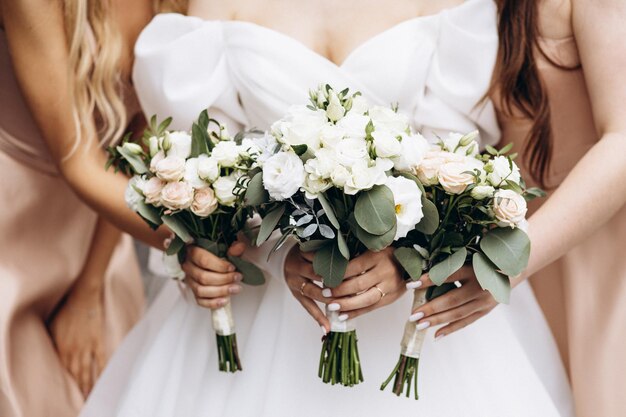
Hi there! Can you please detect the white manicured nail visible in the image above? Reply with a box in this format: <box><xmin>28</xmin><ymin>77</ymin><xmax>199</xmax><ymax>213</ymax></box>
<box><xmin>416</xmin><ymin>321</ymin><xmax>431</xmax><ymax>331</ymax></box>
<box><xmin>435</xmin><ymin>334</ymin><xmax>445</xmax><ymax>342</ymax></box>
<box><xmin>406</xmin><ymin>281</ymin><xmax>423</xmax><ymax>290</ymax></box>
<box><xmin>338</xmin><ymin>314</ymin><xmax>349</xmax><ymax>322</ymax></box>
<box><xmin>322</xmin><ymin>288</ymin><xmax>332</xmax><ymax>298</ymax></box>
<box><xmin>327</xmin><ymin>303</ymin><xmax>341</xmax><ymax>311</ymax></box>
<box><xmin>409</xmin><ymin>312</ymin><xmax>425</xmax><ymax>322</ymax></box>
<box><xmin>321</xmin><ymin>325</ymin><xmax>327</xmax><ymax>336</ymax></box>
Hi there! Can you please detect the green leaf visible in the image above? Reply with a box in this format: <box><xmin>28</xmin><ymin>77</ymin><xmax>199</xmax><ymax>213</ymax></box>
<box><xmin>299</xmin><ymin>239</ymin><xmax>327</xmax><ymax>252</ymax></box>
<box><xmin>157</xmin><ymin>117</ymin><xmax>173</xmax><ymax>134</ymax></box>
<box><xmin>354</xmin><ymin>185</ymin><xmax>396</xmax><ymax>235</ymax></box>
<box><xmin>393</xmin><ymin>247</ymin><xmax>424</xmax><ymax>280</ymax></box>
<box><xmin>485</xmin><ymin>145</ymin><xmax>498</xmax><ymax>155</ymax></box>
<box><xmin>336</xmin><ymin>232</ymin><xmax>349</xmax><ymax>259</ymax></box>
<box><xmin>480</xmin><ymin>227</ymin><xmax>530</xmax><ymax>277</ymax></box>
<box><xmin>429</xmin><ymin>247</ymin><xmax>467</xmax><ymax>285</ymax></box>
<box><xmin>191</xmin><ymin>123</ymin><xmax>210</xmax><ymax>157</ymax></box>
<box><xmin>353</xmin><ymin>220</ymin><xmax>396</xmax><ymax>251</ymax></box>
<box><xmin>414</xmin><ymin>198</ymin><xmax>439</xmax><ymax>235</ymax></box>
<box><xmin>313</xmin><ymin>242</ymin><xmax>349</xmax><ymax>288</ymax></box>
<box><xmin>317</xmin><ymin>192</ymin><xmax>340</xmax><ymax>229</ymax></box>
<box><xmin>426</xmin><ymin>282</ymin><xmax>457</xmax><ymax>301</ymax></box>
<box><xmin>227</xmin><ymin>256</ymin><xmax>266</xmax><ymax>286</ymax></box>
<box><xmin>161</xmin><ymin>215</ymin><xmax>194</xmax><ymax>244</ymax></box>
<box><xmin>472</xmin><ymin>252</ymin><xmax>510</xmax><ymax>304</ymax></box>
<box><xmin>136</xmin><ymin>201</ymin><xmax>163</xmax><ymax>228</ymax></box>
<box><xmin>256</xmin><ymin>205</ymin><xmax>285</xmax><ymax>246</ymax></box>
<box><xmin>117</xmin><ymin>146</ymin><xmax>148</xmax><ymax>174</ymax></box>
<box><xmin>499</xmin><ymin>142</ymin><xmax>513</xmax><ymax>154</ymax></box>
<box><xmin>196</xmin><ymin>238</ymin><xmax>226</xmax><ymax>257</ymax></box>
<box><xmin>243</xmin><ymin>172</ymin><xmax>269</xmax><ymax>206</ymax></box>
<box><xmin>291</xmin><ymin>144</ymin><xmax>308</xmax><ymax>156</ymax></box>
<box><xmin>165</xmin><ymin>236</ymin><xmax>185</xmax><ymax>256</ymax></box>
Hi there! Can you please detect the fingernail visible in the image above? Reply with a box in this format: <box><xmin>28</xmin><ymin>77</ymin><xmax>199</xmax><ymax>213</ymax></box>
<box><xmin>416</xmin><ymin>321</ymin><xmax>431</xmax><ymax>331</ymax></box>
<box><xmin>409</xmin><ymin>312</ymin><xmax>425</xmax><ymax>322</ymax></box>
<box><xmin>228</xmin><ymin>285</ymin><xmax>241</xmax><ymax>294</ymax></box>
<box><xmin>338</xmin><ymin>314</ymin><xmax>349</xmax><ymax>322</ymax></box>
<box><xmin>320</xmin><ymin>325</ymin><xmax>327</xmax><ymax>336</ymax></box>
<box><xmin>321</xmin><ymin>288</ymin><xmax>332</xmax><ymax>298</ymax></box>
<box><xmin>435</xmin><ymin>334</ymin><xmax>445</xmax><ymax>342</ymax></box>
<box><xmin>327</xmin><ymin>303</ymin><xmax>341</xmax><ymax>311</ymax></box>
<box><xmin>233</xmin><ymin>273</ymin><xmax>243</xmax><ymax>282</ymax></box>
<box><xmin>228</xmin><ymin>264</ymin><xmax>236</xmax><ymax>272</ymax></box>
<box><xmin>218</xmin><ymin>299</ymin><xmax>227</xmax><ymax>307</ymax></box>
<box><xmin>406</xmin><ymin>281</ymin><xmax>423</xmax><ymax>290</ymax></box>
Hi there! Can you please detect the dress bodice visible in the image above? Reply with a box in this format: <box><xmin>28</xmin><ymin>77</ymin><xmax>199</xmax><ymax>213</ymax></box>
<box><xmin>133</xmin><ymin>0</ymin><xmax>500</xmax><ymax>146</ymax></box>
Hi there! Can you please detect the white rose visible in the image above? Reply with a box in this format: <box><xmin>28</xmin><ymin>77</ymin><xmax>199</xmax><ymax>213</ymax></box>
<box><xmin>330</xmin><ymin>164</ymin><xmax>351</xmax><ymax>188</ymax></box>
<box><xmin>304</xmin><ymin>149</ymin><xmax>337</xmax><ymax>179</ymax></box>
<box><xmin>125</xmin><ymin>176</ymin><xmax>145</xmax><ymax>211</ymax></box>
<box><xmin>160</xmin><ymin>181</ymin><xmax>194</xmax><ymax>210</ymax></box>
<box><xmin>493</xmin><ymin>189</ymin><xmax>528</xmax><ymax>227</ymax></box>
<box><xmin>122</xmin><ymin>142</ymin><xmax>143</xmax><ymax>155</ymax></box>
<box><xmin>303</xmin><ymin>175</ymin><xmax>331</xmax><ymax>199</ymax></box>
<box><xmin>212</xmin><ymin>174</ymin><xmax>240</xmax><ymax>207</ymax></box>
<box><xmin>471</xmin><ymin>185</ymin><xmax>495</xmax><ymax>200</ymax></box>
<box><xmin>191</xmin><ymin>187</ymin><xmax>219</xmax><ymax>217</ymax></box>
<box><xmin>349</xmin><ymin>94</ymin><xmax>369</xmax><ymax>115</ymax></box>
<box><xmin>343</xmin><ymin>158</ymin><xmax>391</xmax><ymax>195</ymax></box>
<box><xmin>443</xmin><ymin>131</ymin><xmax>479</xmax><ymax>156</ymax></box>
<box><xmin>250</xmin><ymin>133</ymin><xmax>279</xmax><ymax>165</ymax></box>
<box><xmin>486</xmin><ymin>156</ymin><xmax>521</xmax><ymax>186</ymax></box>
<box><xmin>142</xmin><ymin>176</ymin><xmax>165</xmax><ymax>206</ymax></box>
<box><xmin>272</xmin><ymin>105</ymin><xmax>327</xmax><ymax>150</ymax></box>
<box><xmin>336</xmin><ymin>113</ymin><xmax>370</xmax><ymax>139</ymax></box>
<box><xmin>372</xmin><ymin>130</ymin><xmax>402</xmax><ymax>158</ymax></box>
<box><xmin>165</xmin><ymin>131</ymin><xmax>192</xmax><ymax>159</ymax></box>
<box><xmin>149</xmin><ymin>150</ymin><xmax>165</xmax><ymax>173</ymax></box>
<box><xmin>239</xmin><ymin>137</ymin><xmax>260</xmax><ymax>159</ymax></box>
<box><xmin>211</xmin><ymin>141</ymin><xmax>240</xmax><ymax>168</ymax></box>
<box><xmin>385</xmin><ymin>176</ymin><xmax>424</xmax><ymax>240</ymax></box>
<box><xmin>262</xmin><ymin>152</ymin><xmax>305</xmax><ymax>201</ymax></box>
<box><xmin>326</xmin><ymin>91</ymin><xmax>346</xmax><ymax>122</ymax></box>
<box><xmin>438</xmin><ymin>158</ymin><xmax>480</xmax><ymax>194</ymax></box>
<box><xmin>155</xmin><ymin>155</ymin><xmax>186</xmax><ymax>182</ymax></box>
<box><xmin>368</xmin><ymin>106</ymin><xmax>409</xmax><ymax>135</ymax></box>
<box><xmin>319</xmin><ymin>124</ymin><xmax>345</xmax><ymax>148</ymax></box>
<box><xmin>392</xmin><ymin>133</ymin><xmax>429</xmax><ymax>172</ymax></box>
<box><xmin>334</xmin><ymin>137</ymin><xmax>369</xmax><ymax>167</ymax></box>
<box><xmin>197</xmin><ymin>154</ymin><xmax>220</xmax><ymax>183</ymax></box>
<box><xmin>184</xmin><ymin>158</ymin><xmax>210</xmax><ymax>189</ymax></box>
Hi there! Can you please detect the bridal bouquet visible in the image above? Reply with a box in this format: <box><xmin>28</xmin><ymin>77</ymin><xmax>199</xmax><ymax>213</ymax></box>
<box><xmin>107</xmin><ymin>112</ymin><xmax>265</xmax><ymax>373</ymax></box>
<box><xmin>380</xmin><ymin>132</ymin><xmax>545</xmax><ymax>399</ymax></box>
<box><xmin>244</xmin><ymin>85</ymin><xmax>434</xmax><ymax>386</ymax></box>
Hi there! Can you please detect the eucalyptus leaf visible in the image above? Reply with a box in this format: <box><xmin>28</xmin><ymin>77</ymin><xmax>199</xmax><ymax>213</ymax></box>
<box><xmin>296</xmin><ymin>214</ymin><xmax>314</xmax><ymax>226</ymax></box>
<box><xmin>317</xmin><ymin>192</ymin><xmax>340</xmax><ymax>228</ymax></box>
<box><xmin>429</xmin><ymin>247</ymin><xmax>467</xmax><ymax>285</ymax></box>
<box><xmin>480</xmin><ymin>227</ymin><xmax>530</xmax><ymax>277</ymax></box>
<box><xmin>117</xmin><ymin>146</ymin><xmax>148</xmax><ymax>174</ymax></box>
<box><xmin>336</xmin><ymin>232</ymin><xmax>349</xmax><ymax>259</ymax></box>
<box><xmin>313</xmin><ymin>243</ymin><xmax>349</xmax><ymax>288</ymax></box>
<box><xmin>300</xmin><ymin>223</ymin><xmax>318</xmax><ymax>238</ymax></box>
<box><xmin>227</xmin><ymin>256</ymin><xmax>266</xmax><ymax>286</ymax></box>
<box><xmin>136</xmin><ymin>201</ymin><xmax>163</xmax><ymax>228</ymax></box>
<box><xmin>196</xmin><ymin>238</ymin><xmax>226</xmax><ymax>257</ymax></box>
<box><xmin>318</xmin><ymin>224</ymin><xmax>335</xmax><ymax>239</ymax></box>
<box><xmin>244</xmin><ymin>172</ymin><xmax>269</xmax><ymax>206</ymax></box>
<box><xmin>472</xmin><ymin>252</ymin><xmax>510</xmax><ymax>304</ymax></box>
<box><xmin>291</xmin><ymin>144</ymin><xmax>308</xmax><ymax>156</ymax></box>
<box><xmin>426</xmin><ymin>282</ymin><xmax>457</xmax><ymax>301</ymax></box>
<box><xmin>353</xmin><ymin>220</ymin><xmax>396</xmax><ymax>251</ymax></box>
<box><xmin>299</xmin><ymin>239</ymin><xmax>327</xmax><ymax>252</ymax></box>
<box><xmin>257</xmin><ymin>205</ymin><xmax>286</xmax><ymax>246</ymax></box>
<box><xmin>393</xmin><ymin>247</ymin><xmax>424</xmax><ymax>280</ymax></box>
<box><xmin>191</xmin><ymin>123</ymin><xmax>210</xmax><ymax>157</ymax></box>
<box><xmin>166</xmin><ymin>236</ymin><xmax>185</xmax><ymax>256</ymax></box>
<box><xmin>354</xmin><ymin>185</ymin><xmax>396</xmax><ymax>235</ymax></box>
<box><xmin>414</xmin><ymin>198</ymin><xmax>439</xmax><ymax>235</ymax></box>
<box><xmin>161</xmin><ymin>215</ymin><xmax>193</xmax><ymax>244</ymax></box>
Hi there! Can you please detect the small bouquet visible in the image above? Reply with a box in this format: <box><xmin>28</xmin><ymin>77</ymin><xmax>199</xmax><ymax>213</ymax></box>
<box><xmin>107</xmin><ymin>111</ymin><xmax>265</xmax><ymax>372</ymax></box>
<box><xmin>244</xmin><ymin>85</ymin><xmax>433</xmax><ymax>386</ymax></box>
<box><xmin>380</xmin><ymin>132</ymin><xmax>545</xmax><ymax>399</ymax></box>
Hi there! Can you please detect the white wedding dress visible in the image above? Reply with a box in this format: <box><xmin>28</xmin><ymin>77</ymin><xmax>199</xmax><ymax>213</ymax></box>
<box><xmin>81</xmin><ymin>1</ymin><xmax>575</xmax><ymax>416</ymax></box>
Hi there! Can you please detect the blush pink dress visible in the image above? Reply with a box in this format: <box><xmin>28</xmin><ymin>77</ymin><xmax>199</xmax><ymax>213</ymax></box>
<box><xmin>498</xmin><ymin>36</ymin><xmax>626</xmax><ymax>417</ymax></box>
<box><xmin>0</xmin><ymin>29</ymin><xmax>144</xmax><ymax>417</ymax></box>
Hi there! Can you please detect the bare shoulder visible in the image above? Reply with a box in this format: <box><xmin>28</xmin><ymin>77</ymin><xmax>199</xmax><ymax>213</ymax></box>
<box><xmin>537</xmin><ymin>0</ymin><xmax>573</xmax><ymax>39</ymax></box>
<box><xmin>187</xmin><ymin>0</ymin><xmax>241</xmax><ymax>20</ymax></box>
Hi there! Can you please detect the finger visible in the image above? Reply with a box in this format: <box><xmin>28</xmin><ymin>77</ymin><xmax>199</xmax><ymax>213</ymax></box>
<box><xmin>182</xmin><ymin>261</ymin><xmax>242</xmax><ymax>286</ymax></box>
<box><xmin>291</xmin><ymin>290</ymin><xmax>330</xmax><ymax>332</ymax></box>
<box><xmin>327</xmin><ymin>272</ymin><xmax>379</xmax><ymax>298</ymax></box>
<box><xmin>300</xmin><ymin>250</ymin><xmax>314</xmax><ymax>262</ymax></box>
<box><xmin>344</xmin><ymin>253</ymin><xmax>375</xmax><ymax>278</ymax></box>
<box><xmin>297</xmin><ymin>278</ymin><xmax>326</xmax><ymax>303</ymax></box>
<box><xmin>333</xmin><ymin>290</ymin><xmax>404</xmax><ymax>320</ymax></box>
<box><xmin>435</xmin><ymin>311</ymin><xmax>487</xmax><ymax>339</ymax></box>
<box><xmin>227</xmin><ymin>241</ymin><xmax>247</xmax><ymax>257</ymax></box>
<box><xmin>95</xmin><ymin>345</ymin><xmax>106</xmax><ymax>377</ymax></box>
<box><xmin>416</xmin><ymin>266</ymin><xmax>474</xmax><ymax>288</ymax></box>
<box><xmin>416</xmin><ymin>299</ymin><xmax>484</xmax><ymax>329</ymax></box>
<box><xmin>80</xmin><ymin>350</ymin><xmax>92</xmax><ymax>397</ymax></box>
<box><xmin>411</xmin><ymin>283</ymin><xmax>479</xmax><ymax>317</ymax></box>
<box><xmin>331</xmin><ymin>283</ymin><xmax>390</xmax><ymax>312</ymax></box>
<box><xmin>69</xmin><ymin>354</ymin><xmax>82</xmax><ymax>389</ymax></box>
<box><xmin>192</xmin><ymin>282</ymin><xmax>242</xmax><ymax>299</ymax></box>
<box><xmin>187</xmin><ymin>246</ymin><xmax>235</xmax><ymax>273</ymax></box>
<box><xmin>195</xmin><ymin>297</ymin><xmax>229</xmax><ymax>310</ymax></box>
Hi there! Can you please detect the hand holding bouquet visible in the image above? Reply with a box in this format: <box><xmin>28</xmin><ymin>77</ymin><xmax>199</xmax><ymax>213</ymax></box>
<box><xmin>108</xmin><ymin>112</ymin><xmax>265</xmax><ymax>372</ymax></box>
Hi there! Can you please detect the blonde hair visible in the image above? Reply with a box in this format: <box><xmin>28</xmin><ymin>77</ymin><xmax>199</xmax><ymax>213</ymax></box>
<box><xmin>63</xmin><ymin>0</ymin><xmax>188</xmax><ymax>155</ymax></box>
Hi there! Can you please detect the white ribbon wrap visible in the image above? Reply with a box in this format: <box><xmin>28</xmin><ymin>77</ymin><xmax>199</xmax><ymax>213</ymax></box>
<box><xmin>400</xmin><ymin>288</ymin><xmax>428</xmax><ymax>358</ymax></box>
<box><xmin>212</xmin><ymin>302</ymin><xmax>236</xmax><ymax>336</ymax></box>
<box><xmin>326</xmin><ymin>306</ymin><xmax>356</xmax><ymax>333</ymax></box>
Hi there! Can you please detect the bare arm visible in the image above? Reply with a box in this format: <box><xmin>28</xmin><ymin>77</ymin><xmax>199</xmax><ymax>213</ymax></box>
<box><xmin>513</xmin><ymin>0</ymin><xmax>626</xmax><ymax>284</ymax></box>
<box><xmin>1</xmin><ymin>0</ymin><xmax>169</xmax><ymax>248</ymax></box>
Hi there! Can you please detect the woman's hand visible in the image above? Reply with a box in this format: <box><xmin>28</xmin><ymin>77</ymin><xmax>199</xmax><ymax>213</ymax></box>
<box><xmin>182</xmin><ymin>241</ymin><xmax>246</xmax><ymax>309</ymax></box>
<box><xmin>284</xmin><ymin>246</ymin><xmax>406</xmax><ymax>332</ymax></box>
<box><xmin>406</xmin><ymin>266</ymin><xmax>499</xmax><ymax>340</ymax></box>
<box><xmin>49</xmin><ymin>280</ymin><xmax>106</xmax><ymax>398</ymax></box>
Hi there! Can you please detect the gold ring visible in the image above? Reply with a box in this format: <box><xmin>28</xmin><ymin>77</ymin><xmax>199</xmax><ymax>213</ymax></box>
<box><xmin>299</xmin><ymin>281</ymin><xmax>308</xmax><ymax>296</ymax></box>
<box><xmin>373</xmin><ymin>285</ymin><xmax>386</xmax><ymax>300</ymax></box>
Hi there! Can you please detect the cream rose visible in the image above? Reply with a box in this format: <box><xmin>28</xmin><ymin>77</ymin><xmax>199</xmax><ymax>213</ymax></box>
<box><xmin>149</xmin><ymin>150</ymin><xmax>165</xmax><ymax>173</ymax></box>
<box><xmin>493</xmin><ymin>189</ymin><xmax>528</xmax><ymax>227</ymax></box>
<box><xmin>142</xmin><ymin>176</ymin><xmax>165</xmax><ymax>206</ymax></box>
<box><xmin>191</xmin><ymin>187</ymin><xmax>219</xmax><ymax>217</ymax></box>
<box><xmin>160</xmin><ymin>181</ymin><xmax>194</xmax><ymax>210</ymax></box>
<box><xmin>437</xmin><ymin>159</ymin><xmax>478</xmax><ymax>194</ymax></box>
<box><xmin>155</xmin><ymin>155</ymin><xmax>186</xmax><ymax>182</ymax></box>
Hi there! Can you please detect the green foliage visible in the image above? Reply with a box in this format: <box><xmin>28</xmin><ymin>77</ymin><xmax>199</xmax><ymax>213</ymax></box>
<box><xmin>393</xmin><ymin>247</ymin><xmax>425</xmax><ymax>280</ymax></box>
<box><xmin>313</xmin><ymin>242</ymin><xmax>349</xmax><ymax>288</ymax></box>
<box><xmin>227</xmin><ymin>256</ymin><xmax>266</xmax><ymax>286</ymax></box>
<box><xmin>480</xmin><ymin>227</ymin><xmax>530</xmax><ymax>277</ymax></box>
<box><xmin>243</xmin><ymin>172</ymin><xmax>269</xmax><ymax>207</ymax></box>
<box><xmin>472</xmin><ymin>252</ymin><xmax>510</xmax><ymax>304</ymax></box>
<box><xmin>414</xmin><ymin>198</ymin><xmax>439</xmax><ymax>235</ymax></box>
<box><xmin>354</xmin><ymin>185</ymin><xmax>396</xmax><ymax>235</ymax></box>
<box><xmin>161</xmin><ymin>215</ymin><xmax>193</xmax><ymax>244</ymax></box>
<box><xmin>257</xmin><ymin>205</ymin><xmax>285</xmax><ymax>246</ymax></box>
<box><xmin>429</xmin><ymin>247</ymin><xmax>467</xmax><ymax>285</ymax></box>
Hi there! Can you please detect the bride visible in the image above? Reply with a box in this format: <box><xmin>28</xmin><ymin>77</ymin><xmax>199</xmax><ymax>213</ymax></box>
<box><xmin>81</xmin><ymin>0</ymin><xmax>573</xmax><ymax>416</ymax></box>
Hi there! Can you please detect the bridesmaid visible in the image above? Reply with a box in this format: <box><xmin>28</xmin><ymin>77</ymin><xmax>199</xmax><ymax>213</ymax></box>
<box><xmin>0</xmin><ymin>0</ymin><xmax>182</xmax><ymax>416</ymax></box>
<box><xmin>414</xmin><ymin>1</ymin><xmax>626</xmax><ymax>416</ymax></box>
